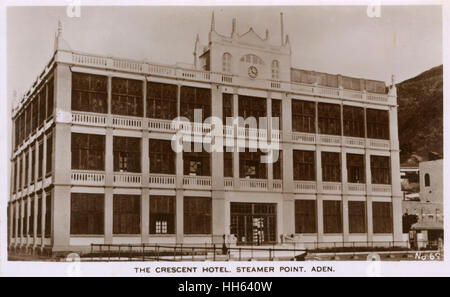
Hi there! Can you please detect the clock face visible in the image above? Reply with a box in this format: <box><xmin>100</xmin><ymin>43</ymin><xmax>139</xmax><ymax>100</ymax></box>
<box><xmin>248</xmin><ymin>66</ymin><xmax>258</xmax><ymax>79</ymax></box>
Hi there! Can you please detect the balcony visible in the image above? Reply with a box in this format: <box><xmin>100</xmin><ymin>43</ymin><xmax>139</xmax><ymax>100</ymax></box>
<box><xmin>113</xmin><ymin>172</ymin><xmax>141</xmax><ymax>187</ymax></box>
<box><xmin>224</xmin><ymin>177</ymin><xmax>234</xmax><ymax>189</ymax></box>
<box><xmin>149</xmin><ymin>174</ymin><xmax>176</xmax><ymax>188</ymax></box>
<box><xmin>71</xmin><ymin>170</ymin><xmax>105</xmax><ymax>186</ymax></box>
<box><xmin>112</xmin><ymin>116</ymin><xmax>142</xmax><ymax>130</ymax></box>
<box><xmin>321</xmin><ymin>182</ymin><xmax>342</xmax><ymax>194</ymax></box>
<box><xmin>294</xmin><ymin>181</ymin><xmax>317</xmax><ymax>193</ymax></box>
<box><xmin>148</xmin><ymin>119</ymin><xmax>177</xmax><ymax>133</ymax></box>
<box><xmin>291</xmin><ymin>132</ymin><xmax>316</xmax><ymax>144</ymax></box>
<box><xmin>319</xmin><ymin>134</ymin><xmax>341</xmax><ymax>146</ymax></box>
<box><xmin>71</xmin><ymin>111</ymin><xmax>106</xmax><ymax>127</ymax></box>
<box><xmin>183</xmin><ymin>176</ymin><xmax>211</xmax><ymax>190</ymax></box>
<box><xmin>371</xmin><ymin>184</ymin><xmax>392</xmax><ymax>196</ymax></box>
<box><xmin>347</xmin><ymin>183</ymin><xmax>366</xmax><ymax>194</ymax></box>
<box><xmin>272</xmin><ymin>180</ymin><xmax>283</xmax><ymax>191</ymax></box>
<box><xmin>366</xmin><ymin>138</ymin><xmax>390</xmax><ymax>150</ymax></box>
<box><xmin>239</xmin><ymin>178</ymin><xmax>268</xmax><ymax>191</ymax></box>
<box><xmin>344</xmin><ymin>136</ymin><xmax>365</xmax><ymax>148</ymax></box>
<box><xmin>237</xmin><ymin>127</ymin><xmax>267</xmax><ymax>140</ymax></box>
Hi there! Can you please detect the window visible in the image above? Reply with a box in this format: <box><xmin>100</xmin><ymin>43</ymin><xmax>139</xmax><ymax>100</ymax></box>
<box><xmin>112</xmin><ymin>78</ymin><xmax>143</xmax><ymax>117</ymax></box>
<box><xmin>323</xmin><ymin>200</ymin><xmax>342</xmax><ymax>233</ymax></box>
<box><xmin>147</xmin><ymin>81</ymin><xmax>177</xmax><ymax>120</ymax></box>
<box><xmin>113</xmin><ymin>195</ymin><xmax>140</xmax><ymax>234</ymax></box>
<box><xmin>424</xmin><ymin>173</ymin><xmax>430</xmax><ymax>187</ymax></box>
<box><xmin>71</xmin><ymin>133</ymin><xmax>105</xmax><ymax>171</ymax></box>
<box><xmin>31</xmin><ymin>146</ymin><xmax>36</xmax><ymax>183</ymax></box>
<box><xmin>183</xmin><ymin>143</ymin><xmax>211</xmax><ymax>176</ymax></box>
<box><xmin>18</xmin><ymin>157</ymin><xmax>22</xmax><ymax>189</ymax></box>
<box><xmin>318</xmin><ymin>103</ymin><xmax>341</xmax><ymax>135</ymax></box>
<box><xmin>149</xmin><ymin>139</ymin><xmax>175</xmax><ymax>174</ymax></box>
<box><xmin>343</xmin><ymin>105</ymin><xmax>364</xmax><ymax>137</ymax></box>
<box><xmin>113</xmin><ymin>136</ymin><xmax>141</xmax><ymax>173</ymax></box>
<box><xmin>295</xmin><ymin>200</ymin><xmax>316</xmax><ymax>233</ymax></box>
<box><xmin>149</xmin><ymin>196</ymin><xmax>175</xmax><ymax>234</ymax></box>
<box><xmin>293</xmin><ymin>150</ymin><xmax>315</xmax><ymax>181</ymax></box>
<box><xmin>347</xmin><ymin>153</ymin><xmax>365</xmax><ymax>183</ymax></box>
<box><xmin>12</xmin><ymin>160</ymin><xmax>17</xmax><ymax>193</ymax></box>
<box><xmin>29</xmin><ymin>197</ymin><xmax>34</xmax><ymax>236</ymax></box>
<box><xmin>72</xmin><ymin>72</ymin><xmax>108</xmax><ymax>114</ymax></box>
<box><xmin>271</xmin><ymin>60</ymin><xmax>279</xmax><ymax>80</ymax></box>
<box><xmin>14</xmin><ymin>117</ymin><xmax>19</xmax><ymax>149</ymax></box>
<box><xmin>23</xmin><ymin>199</ymin><xmax>28</xmax><ymax>237</ymax></box>
<box><xmin>272</xmin><ymin>99</ymin><xmax>282</xmax><ymax>130</ymax></box>
<box><xmin>238</xmin><ymin>95</ymin><xmax>267</xmax><ymax>128</ymax></box>
<box><xmin>70</xmin><ymin>193</ymin><xmax>104</xmax><ymax>235</ymax></box>
<box><xmin>367</xmin><ymin>108</ymin><xmax>389</xmax><ymax>140</ymax></box>
<box><xmin>47</xmin><ymin>78</ymin><xmax>54</xmax><ymax>119</ymax></box>
<box><xmin>39</xmin><ymin>87</ymin><xmax>46</xmax><ymax>126</ymax></box>
<box><xmin>45</xmin><ymin>133</ymin><xmax>53</xmax><ymax>175</ymax></box>
<box><xmin>18</xmin><ymin>202</ymin><xmax>22</xmax><ymax>237</ymax></box>
<box><xmin>222</xmin><ymin>53</ymin><xmax>232</xmax><ymax>73</ymax></box>
<box><xmin>32</xmin><ymin>96</ymin><xmax>38</xmax><ymax>132</ymax></box>
<box><xmin>45</xmin><ymin>192</ymin><xmax>51</xmax><ymax>238</ymax></box>
<box><xmin>180</xmin><ymin>86</ymin><xmax>211</xmax><ymax>122</ymax></box>
<box><xmin>292</xmin><ymin>99</ymin><xmax>315</xmax><ymax>133</ymax></box>
<box><xmin>224</xmin><ymin>146</ymin><xmax>233</xmax><ymax>178</ymax></box>
<box><xmin>24</xmin><ymin>153</ymin><xmax>29</xmax><ymax>186</ymax></box>
<box><xmin>222</xmin><ymin>93</ymin><xmax>233</xmax><ymax>124</ymax></box>
<box><xmin>273</xmin><ymin>150</ymin><xmax>282</xmax><ymax>180</ymax></box>
<box><xmin>37</xmin><ymin>196</ymin><xmax>42</xmax><ymax>237</ymax></box>
<box><xmin>239</xmin><ymin>148</ymin><xmax>267</xmax><ymax>179</ymax></box>
<box><xmin>370</xmin><ymin>156</ymin><xmax>391</xmax><ymax>184</ymax></box>
<box><xmin>25</xmin><ymin>104</ymin><xmax>31</xmax><ymax>138</ymax></box>
<box><xmin>372</xmin><ymin>202</ymin><xmax>392</xmax><ymax>233</ymax></box>
<box><xmin>321</xmin><ymin>152</ymin><xmax>341</xmax><ymax>182</ymax></box>
<box><xmin>348</xmin><ymin>201</ymin><xmax>366</xmax><ymax>233</ymax></box>
<box><xmin>38</xmin><ymin>140</ymin><xmax>43</xmax><ymax>180</ymax></box>
<box><xmin>184</xmin><ymin>197</ymin><xmax>211</xmax><ymax>234</ymax></box>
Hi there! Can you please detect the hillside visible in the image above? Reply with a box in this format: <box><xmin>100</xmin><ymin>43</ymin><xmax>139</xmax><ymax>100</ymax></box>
<box><xmin>397</xmin><ymin>64</ymin><xmax>443</xmax><ymax>164</ymax></box>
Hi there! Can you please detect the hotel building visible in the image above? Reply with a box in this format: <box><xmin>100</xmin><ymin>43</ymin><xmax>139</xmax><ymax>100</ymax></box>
<box><xmin>8</xmin><ymin>14</ymin><xmax>403</xmax><ymax>254</ymax></box>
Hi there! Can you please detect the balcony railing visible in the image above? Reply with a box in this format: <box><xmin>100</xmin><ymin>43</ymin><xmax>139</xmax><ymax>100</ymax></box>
<box><xmin>272</xmin><ymin>179</ymin><xmax>283</xmax><ymax>191</ymax></box>
<box><xmin>367</xmin><ymin>139</ymin><xmax>390</xmax><ymax>149</ymax></box>
<box><xmin>113</xmin><ymin>172</ymin><xmax>141</xmax><ymax>186</ymax></box>
<box><xmin>240</xmin><ymin>178</ymin><xmax>268</xmax><ymax>191</ymax></box>
<box><xmin>344</xmin><ymin>136</ymin><xmax>365</xmax><ymax>147</ymax></box>
<box><xmin>322</xmin><ymin>182</ymin><xmax>342</xmax><ymax>193</ymax></box>
<box><xmin>347</xmin><ymin>183</ymin><xmax>366</xmax><ymax>194</ymax></box>
<box><xmin>294</xmin><ymin>181</ymin><xmax>317</xmax><ymax>193</ymax></box>
<box><xmin>224</xmin><ymin>177</ymin><xmax>234</xmax><ymax>189</ymax></box>
<box><xmin>112</xmin><ymin>116</ymin><xmax>143</xmax><ymax>130</ymax></box>
<box><xmin>72</xmin><ymin>112</ymin><xmax>106</xmax><ymax>127</ymax></box>
<box><xmin>149</xmin><ymin>174</ymin><xmax>176</xmax><ymax>188</ymax></box>
<box><xmin>319</xmin><ymin>135</ymin><xmax>341</xmax><ymax>146</ymax></box>
<box><xmin>148</xmin><ymin>119</ymin><xmax>177</xmax><ymax>133</ymax></box>
<box><xmin>371</xmin><ymin>184</ymin><xmax>392</xmax><ymax>195</ymax></box>
<box><xmin>71</xmin><ymin>170</ymin><xmax>105</xmax><ymax>186</ymax></box>
<box><xmin>292</xmin><ymin>132</ymin><xmax>316</xmax><ymax>144</ymax></box>
<box><xmin>183</xmin><ymin>176</ymin><xmax>211</xmax><ymax>190</ymax></box>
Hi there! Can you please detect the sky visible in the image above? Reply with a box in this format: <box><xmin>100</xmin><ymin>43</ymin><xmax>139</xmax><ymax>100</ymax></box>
<box><xmin>6</xmin><ymin>5</ymin><xmax>443</xmax><ymax>107</ymax></box>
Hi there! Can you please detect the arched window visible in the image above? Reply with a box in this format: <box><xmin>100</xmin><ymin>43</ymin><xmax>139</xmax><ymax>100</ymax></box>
<box><xmin>425</xmin><ymin>173</ymin><xmax>430</xmax><ymax>187</ymax></box>
<box><xmin>271</xmin><ymin>60</ymin><xmax>280</xmax><ymax>80</ymax></box>
<box><xmin>222</xmin><ymin>53</ymin><xmax>232</xmax><ymax>73</ymax></box>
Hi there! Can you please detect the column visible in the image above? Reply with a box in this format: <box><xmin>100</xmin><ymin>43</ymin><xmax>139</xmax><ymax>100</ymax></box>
<box><xmin>40</xmin><ymin>190</ymin><xmax>46</xmax><ymax>250</ymax></box>
<box><xmin>141</xmin><ymin>129</ymin><xmax>150</xmax><ymax>242</ymax></box>
<box><xmin>366</xmin><ymin>196</ymin><xmax>373</xmax><ymax>242</ymax></box>
<box><xmin>389</xmin><ymin>105</ymin><xmax>402</xmax><ymax>241</ymax></box>
<box><xmin>266</xmin><ymin>93</ymin><xmax>273</xmax><ymax>190</ymax></box>
<box><xmin>175</xmin><ymin>189</ymin><xmax>184</xmax><ymax>243</ymax></box>
<box><xmin>281</xmin><ymin>93</ymin><xmax>293</xmax><ymax>192</ymax></box>
<box><xmin>176</xmin><ymin>84</ymin><xmax>184</xmax><ymax>188</ymax></box>
<box><xmin>232</xmin><ymin>91</ymin><xmax>240</xmax><ymax>187</ymax></box>
<box><xmin>51</xmin><ymin>63</ymin><xmax>72</xmax><ymax>250</ymax></box>
<box><xmin>341</xmin><ymin>148</ymin><xmax>349</xmax><ymax>242</ymax></box>
<box><xmin>316</xmin><ymin>195</ymin><xmax>324</xmax><ymax>243</ymax></box>
<box><xmin>26</xmin><ymin>196</ymin><xmax>30</xmax><ymax>247</ymax></box>
<box><xmin>32</xmin><ymin>192</ymin><xmax>38</xmax><ymax>249</ymax></box>
<box><xmin>104</xmin><ymin>188</ymin><xmax>113</xmax><ymax>244</ymax></box>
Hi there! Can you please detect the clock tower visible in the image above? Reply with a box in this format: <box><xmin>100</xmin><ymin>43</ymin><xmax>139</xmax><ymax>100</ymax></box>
<box><xmin>194</xmin><ymin>12</ymin><xmax>292</xmax><ymax>82</ymax></box>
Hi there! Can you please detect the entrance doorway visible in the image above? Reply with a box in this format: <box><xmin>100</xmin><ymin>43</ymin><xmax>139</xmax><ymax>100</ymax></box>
<box><xmin>230</xmin><ymin>202</ymin><xmax>277</xmax><ymax>245</ymax></box>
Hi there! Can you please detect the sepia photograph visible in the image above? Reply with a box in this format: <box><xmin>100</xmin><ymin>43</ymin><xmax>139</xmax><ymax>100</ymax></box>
<box><xmin>0</xmin><ymin>0</ymin><xmax>448</xmax><ymax>279</ymax></box>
